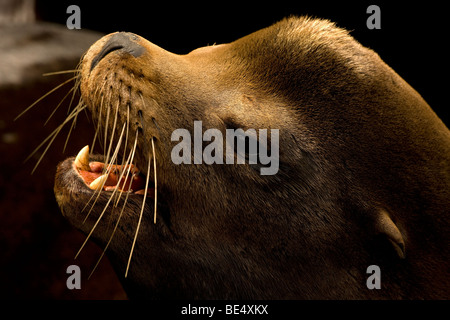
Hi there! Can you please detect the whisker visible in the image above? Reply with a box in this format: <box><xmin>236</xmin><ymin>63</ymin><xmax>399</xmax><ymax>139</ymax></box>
<box><xmin>138</xmin><ymin>92</ymin><xmax>158</xmax><ymax>223</ymax></box>
<box><xmin>88</xmin><ymin>189</ymin><xmax>130</xmax><ymax>279</ymax></box>
<box><xmin>89</xmin><ymin>81</ymin><xmax>108</xmax><ymax>155</ymax></box>
<box><xmin>75</xmin><ymin>180</ymin><xmax>119</xmax><ymax>260</ymax></box>
<box><xmin>43</xmin><ymin>85</ymin><xmax>81</xmax><ymax>126</ymax></box>
<box><xmin>103</xmin><ymin>104</ymin><xmax>114</xmax><ymax>164</ymax></box>
<box><xmin>88</xmin><ymin>132</ymin><xmax>139</xmax><ymax>279</ymax></box>
<box><xmin>104</xmin><ymin>100</ymin><xmax>120</xmax><ymax>173</ymax></box>
<box><xmin>121</xmin><ymin>104</ymin><xmax>130</xmax><ymax>168</ymax></box>
<box><xmin>125</xmin><ymin>144</ymin><xmax>152</xmax><ymax>278</ymax></box>
<box><xmin>113</xmin><ymin>106</ymin><xmax>132</xmax><ymax>208</ymax></box>
<box><xmin>14</xmin><ymin>76</ymin><xmax>77</xmax><ymax>121</ymax></box>
<box><xmin>26</xmin><ymin>103</ymin><xmax>86</xmax><ymax>174</ymax></box>
<box><xmin>152</xmin><ymin>137</ymin><xmax>158</xmax><ymax>224</ymax></box>
<box><xmin>102</xmin><ymin>102</ymin><xmax>110</xmax><ymax>160</ymax></box>
<box><xmin>95</xmin><ymin>94</ymin><xmax>106</xmax><ymax>150</ymax></box>
<box><xmin>76</xmin><ymin>123</ymin><xmax>127</xmax><ymax>258</ymax></box>
<box><xmin>90</xmin><ymin>115</ymin><xmax>99</xmax><ymax>157</ymax></box>
<box><xmin>82</xmin><ymin>122</ymin><xmax>126</xmax><ymax>221</ymax></box>
<box><xmin>43</xmin><ymin>70</ymin><xmax>79</xmax><ymax>76</ymax></box>
<box><xmin>79</xmin><ymin>95</ymin><xmax>108</xmax><ymax>214</ymax></box>
<box><xmin>67</xmin><ymin>72</ymin><xmax>82</xmax><ymax>115</ymax></box>
<box><xmin>62</xmin><ymin>102</ymin><xmax>83</xmax><ymax>153</ymax></box>
<box><xmin>113</xmin><ymin>139</ymin><xmax>135</xmax><ymax>208</ymax></box>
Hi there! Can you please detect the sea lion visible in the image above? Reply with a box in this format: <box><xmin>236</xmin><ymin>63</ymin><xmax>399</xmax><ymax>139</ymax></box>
<box><xmin>54</xmin><ymin>16</ymin><xmax>450</xmax><ymax>299</ymax></box>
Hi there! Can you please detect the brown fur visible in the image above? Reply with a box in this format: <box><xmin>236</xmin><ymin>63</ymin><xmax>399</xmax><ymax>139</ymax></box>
<box><xmin>54</xmin><ymin>16</ymin><xmax>450</xmax><ymax>299</ymax></box>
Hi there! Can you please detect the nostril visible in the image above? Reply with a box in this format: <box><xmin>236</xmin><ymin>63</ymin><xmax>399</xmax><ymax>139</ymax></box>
<box><xmin>93</xmin><ymin>45</ymin><xmax>124</xmax><ymax>69</ymax></box>
<box><xmin>90</xmin><ymin>32</ymin><xmax>145</xmax><ymax>72</ymax></box>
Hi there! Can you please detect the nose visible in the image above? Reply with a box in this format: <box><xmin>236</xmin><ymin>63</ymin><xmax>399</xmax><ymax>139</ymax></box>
<box><xmin>90</xmin><ymin>32</ymin><xmax>145</xmax><ymax>72</ymax></box>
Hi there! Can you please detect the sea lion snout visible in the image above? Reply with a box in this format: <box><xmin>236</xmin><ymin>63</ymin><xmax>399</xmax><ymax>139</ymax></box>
<box><xmin>90</xmin><ymin>32</ymin><xmax>145</xmax><ymax>72</ymax></box>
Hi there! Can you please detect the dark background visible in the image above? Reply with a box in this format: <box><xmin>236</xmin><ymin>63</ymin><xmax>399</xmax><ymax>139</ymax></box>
<box><xmin>1</xmin><ymin>0</ymin><xmax>447</xmax><ymax>300</ymax></box>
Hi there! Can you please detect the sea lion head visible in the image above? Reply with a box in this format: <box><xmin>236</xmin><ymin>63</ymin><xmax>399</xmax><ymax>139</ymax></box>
<box><xmin>53</xmin><ymin>17</ymin><xmax>450</xmax><ymax>299</ymax></box>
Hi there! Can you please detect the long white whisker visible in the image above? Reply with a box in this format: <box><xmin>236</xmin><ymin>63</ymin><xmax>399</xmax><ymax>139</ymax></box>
<box><xmin>104</xmin><ymin>99</ymin><xmax>120</xmax><ymax>172</ymax></box>
<box><xmin>77</xmin><ymin>123</ymin><xmax>127</xmax><ymax>258</ymax></box>
<box><xmin>152</xmin><ymin>137</ymin><xmax>158</xmax><ymax>224</ymax></box>
<box><xmin>125</xmin><ymin>146</ymin><xmax>151</xmax><ymax>278</ymax></box>
<box><xmin>103</xmin><ymin>102</ymin><xmax>111</xmax><ymax>162</ymax></box>
<box><xmin>121</xmin><ymin>104</ymin><xmax>130</xmax><ymax>168</ymax></box>
<box><xmin>26</xmin><ymin>103</ymin><xmax>86</xmax><ymax>174</ymax></box>
<box><xmin>43</xmin><ymin>85</ymin><xmax>77</xmax><ymax>126</ymax></box>
<box><xmin>88</xmin><ymin>189</ymin><xmax>130</xmax><ymax>279</ymax></box>
<box><xmin>82</xmin><ymin>122</ymin><xmax>127</xmax><ymax>220</ymax></box>
<box><xmin>90</xmin><ymin>120</ymin><xmax>99</xmax><ymax>157</ymax></box>
<box><xmin>14</xmin><ymin>76</ymin><xmax>77</xmax><ymax>121</ymax></box>
<box><xmin>113</xmin><ymin>125</ymin><xmax>134</xmax><ymax>208</ymax></box>
<box><xmin>43</xmin><ymin>70</ymin><xmax>78</xmax><ymax>76</ymax></box>
<box><xmin>88</xmin><ymin>133</ymin><xmax>139</xmax><ymax>279</ymax></box>
<box><xmin>62</xmin><ymin>102</ymin><xmax>83</xmax><ymax>153</ymax></box>
<box><xmin>75</xmin><ymin>182</ymin><xmax>119</xmax><ymax>260</ymax></box>
<box><xmin>95</xmin><ymin>94</ymin><xmax>105</xmax><ymax>150</ymax></box>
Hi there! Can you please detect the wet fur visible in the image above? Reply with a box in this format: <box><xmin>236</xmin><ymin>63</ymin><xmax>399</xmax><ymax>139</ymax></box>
<box><xmin>54</xmin><ymin>16</ymin><xmax>450</xmax><ymax>299</ymax></box>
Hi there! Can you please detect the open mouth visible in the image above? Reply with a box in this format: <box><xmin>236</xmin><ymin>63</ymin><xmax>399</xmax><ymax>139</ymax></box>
<box><xmin>57</xmin><ymin>142</ymin><xmax>161</xmax><ymax>278</ymax></box>
<box><xmin>73</xmin><ymin>145</ymin><xmax>153</xmax><ymax>196</ymax></box>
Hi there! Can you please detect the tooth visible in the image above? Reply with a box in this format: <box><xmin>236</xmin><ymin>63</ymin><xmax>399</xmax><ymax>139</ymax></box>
<box><xmin>89</xmin><ymin>174</ymin><xmax>108</xmax><ymax>190</ymax></box>
<box><xmin>74</xmin><ymin>145</ymin><xmax>90</xmax><ymax>171</ymax></box>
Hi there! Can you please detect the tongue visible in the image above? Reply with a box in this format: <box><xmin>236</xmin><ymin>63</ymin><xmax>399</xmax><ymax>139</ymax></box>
<box><xmin>80</xmin><ymin>162</ymin><xmax>148</xmax><ymax>192</ymax></box>
<box><xmin>74</xmin><ymin>145</ymin><xmax>152</xmax><ymax>195</ymax></box>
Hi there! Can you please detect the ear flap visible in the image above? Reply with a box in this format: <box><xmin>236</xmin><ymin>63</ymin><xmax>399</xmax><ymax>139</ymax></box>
<box><xmin>375</xmin><ymin>209</ymin><xmax>406</xmax><ymax>259</ymax></box>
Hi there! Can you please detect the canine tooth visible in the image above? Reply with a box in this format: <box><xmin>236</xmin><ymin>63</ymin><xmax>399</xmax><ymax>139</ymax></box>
<box><xmin>74</xmin><ymin>145</ymin><xmax>90</xmax><ymax>171</ymax></box>
<box><xmin>89</xmin><ymin>174</ymin><xmax>108</xmax><ymax>190</ymax></box>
